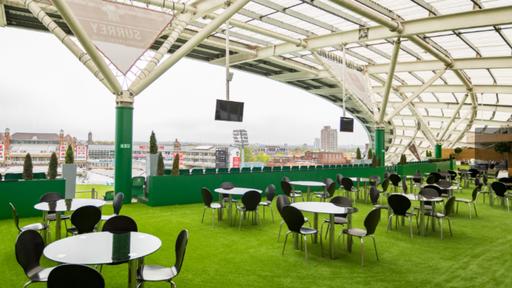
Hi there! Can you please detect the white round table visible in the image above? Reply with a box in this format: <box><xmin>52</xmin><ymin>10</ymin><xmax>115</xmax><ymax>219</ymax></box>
<box><xmin>34</xmin><ymin>198</ymin><xmax>105</xmax><ymax>241</ymax></box>
<box><xmin>44</xmin><ymin>232</ymin><xmax>161</xmax><ymax>288</ymax></box>
<box><xmin>291</xmin><ymin>202</ymin><xmax>357</xmax><ymax>259</ymax></box>
<box><xmin>213</xmin><ymin>187</ymin><xmax>262</xmax><ymax>224</ymax></box>
<box><xmin>289</xmin><ymin>181</ymin><xmax>325</xmax><ymax>201</ymax></box>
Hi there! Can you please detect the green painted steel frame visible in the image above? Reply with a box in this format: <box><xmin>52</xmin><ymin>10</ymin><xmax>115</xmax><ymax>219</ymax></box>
<box><xmin>115</xmin><ymin>105</ymin><xmax>134</xmax><ymax>203</ymax></box>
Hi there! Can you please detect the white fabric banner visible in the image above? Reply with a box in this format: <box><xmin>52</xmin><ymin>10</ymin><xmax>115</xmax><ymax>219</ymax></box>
<box><xmin>64</xmin><ymin>0</ymin><xmax>173</xmax><ymax>74</ymax></box>
<box><xmin>317</xmin><ymin>52</ymin><xmax>375</xmax><ymax>113</ymax></box>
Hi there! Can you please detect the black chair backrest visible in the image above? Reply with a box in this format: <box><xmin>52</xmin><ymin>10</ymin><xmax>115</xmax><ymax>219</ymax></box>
<box><xmin>112</xmin><ymin>192</ymin><xmax>125</xmax><ymax>215</ymax></box>
<box><xmin>444</xmin><ymin>196</ymin><xmax>456</xmax><ymax>217</ymax></box>
<box><xmin>9</xmin><ymin>202</ymin><xmax>21</xmax><ymax>231</ymax></box>
<box><xmin>265</xmin><ymin>184</ymin><xmax>276</xmax><ymax>202</ymax></box>
<box><xmin>469</xmin><ymin>168</ymin><xmax>479</xmax><ymax>178</ymax></box>
<box><xmin>387</xmin><ymin>194</ymin><xmax>411</xmax><ymax>216</ymax></box>
<box><xmin>423</xmin><ymin>185</ymin><xmax>442</xmax><ymax>196</ymax></box>
<box><xmin>221</xmin><ymin>182</ymin><xmax>234</xmax><ymax>190</ymax></box>
<box><xmin>330</xmin><ymin>196</ymin><xmax>352</xmax><ymax>217</ymax></box>
<box><xmin>381</xmin><ymin>178</ymin><xmax>390</xmax><ymax>192</ymax></box>
<box><xmin>389</xmin><ymin>174</ymin><xmax>401</xmax><ymax>186</ymax></box>
<box><xmin>280</xmin><ymin>181</ymin><xmax>293</xmax><ymax>197</ymax></box>
<box><xmin>102</xmin><ymin>215</ymin><xmax>138</xmax><ymax>234</ymax></box>
<box><xmin>47</xmin><ymin>264</ymin><xmax>105</xmax><ymax>288</ymax></box>
<box><xmin>40</xmin><ymin>192</ymin><xmax>63</xmax><ymax>203</ymax></box>
<box><xmin>325</xmin><ymin>181</ymin><xmax>336</xmax><ymax>197</ymax></box>
<box><xmin>276</xmin><ymin>195</ymin><xmax>290</xmax><ymax>217</ymax></box>
<box><xmin>324</xmin><ymin>178</ymin><xmax>334</xmax><ymax>186</ymax></box>
<box><xmin>426</xmin><ymin>174</ymin><xmax>437</xmax><ymax>184</ymax></box>
<box><xmin>420</xmin><ymin>187</ymin><xmax>440</xmax><ymax>198</ymax></box>
<box><xmin>448</xmin><ymin>170</ymin><xmax>457</xmax><ymax>181</ymax></box>
<box><xmin>71</xmin><ymin>206</ymin><xmax>101</xmax><ymax>234</ymax></box>
<box><xmin>491</xmin><ymin>182</ymin><xmax>507</xmax><ymax>197</ymax></box>
<box><xmin>364</xmin><ymin>208</ymin><xmax>381</xmax><ymax>236</ymax></box>
<box><xmin>471</xmin><ymin>187</ymin><xmax>479</xmax><ymax>202</ymax></box>
<box><xmin>241</xmin><ymin>190</ymin><xmax>261</xmax><ymax>211</ymax></box>
<box><xmin>281</xmin><ymin>176</ymin><xmax>290</xmax><ymax>182</ymax></box>
<box><xmin>341</xmin><ymin>177</ymin><xmax>354</xmax><ymax>191</ymax></box>
<box><xmin>413</xmin><ymin>173</ymin><xmax>422</xmax><ymax>184</ymax></box>
<box><xmin>15</xmin><ymin>230</ymin><xmax>44</xmax><ymax>276</ymax></box>
<box><xmin>369</xmin><ymin>186</ymin><xmax>380</xmax><ymax>205</ymax></box>
<box><xmin>336</xmin><ymin>174</ymin><xmax>344</xmax><ymax>186</ymax></box>
<box><xmin>282</xmin><ymin>206</ymin><xmax>305</xmax><ymax>233</ymax></box>
<box><xmin>174</xmin><ymin>229</ymin><xmax>189</xmax><ymax>274</ymax></box>
<box><xmin>201</xmin><ymin>188</ymin><xmax>213</xmax><ymax>207</ymax></box>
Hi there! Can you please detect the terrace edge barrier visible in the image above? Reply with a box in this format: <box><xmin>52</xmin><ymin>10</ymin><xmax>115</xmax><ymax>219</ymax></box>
<box><xmin>0</xmin><ymin>179</ymin><xmax>65</xmax><ymax>219</ymax></box>
<box><xmin>146</xmin><ymin>166</ymin><xmax>385</xmax><ymax>206</ymax></box>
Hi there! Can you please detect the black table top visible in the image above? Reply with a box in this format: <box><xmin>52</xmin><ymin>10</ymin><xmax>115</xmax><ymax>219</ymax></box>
<box><xmin>44</xmin><ymin>232</ymin><xmax>161</xmax><ymax>265</ymax></box>
<box><xmin>34</xmin><ymin>198</ymin><xmax>105</xmax><ymax>212</ymax></box>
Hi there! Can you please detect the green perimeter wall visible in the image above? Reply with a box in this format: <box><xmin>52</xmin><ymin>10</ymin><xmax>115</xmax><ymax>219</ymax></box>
<box><xmin>147</xmin><ymin>165</ymin><xmax>385</xmax><ymax>206</ymax></box>
<box><xmin>147</xmin><ymin>160</ymin><xmax>453</xmax><ymax>207</ymax></box>
<box><xmin>0</xmin><ymin>179</ymin><xmax>65</xmax><ymax>219</ymax></box>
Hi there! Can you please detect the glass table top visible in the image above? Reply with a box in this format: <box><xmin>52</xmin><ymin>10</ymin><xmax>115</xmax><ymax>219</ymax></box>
<box><xmin>44</xmin><ymin>232</ymin><xmax>161</xmax><ymax>265</ymax></box>
<box><xmin>34</xmin><ymin>198</ymin><xmax>105</xmax><ymax>212</ymax></box>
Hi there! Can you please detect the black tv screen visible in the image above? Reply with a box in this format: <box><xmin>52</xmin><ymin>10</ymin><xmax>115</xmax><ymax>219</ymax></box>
<box><xmin>340</xmin><ymin>117</ymin><xmax>354</xmax><ymax>132</ymax></box>
<box><xmin>215</xmin><ymin>99</ymin><xmax>244</xmax><ymax>122</ymax></box>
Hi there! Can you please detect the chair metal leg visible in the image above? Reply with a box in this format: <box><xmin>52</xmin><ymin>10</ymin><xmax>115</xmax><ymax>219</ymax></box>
<box><xmin>239</xmin><ymin>211</ymin><xmax>243</xmax><ymax>230</ymax></box>
<box><xmin>387</xmin><ymin>215</ymin><xmax>393</xmax><ymax>231</ymax></box>
<box><xmin>282</xmin><ymin>232</ymin><xmax>290</xmax><ymax>255</ymax></box>
<box><xmin>201</xmin><ymin>207</ymin><xmax>206</xmax><ymax>223</ymax></box>
<box><xmin>360</xmin><ymin>237</ymin><xmax>365</xmax><ymax>266</ymax></box>
<box><xmin>303</xmin><ymin>235</ymin><xmax>308</xmax><ymax>260</ymax></box>
<box><xmin>467</xmin><ymin>203</ymin><xmax>472</xmax><ymax>219</ymax></box>
<box><xmin>270</xmin><ymin>207</ymin><xmax>275</xmax><ymax>223</ymax></box>
<box><xmin>211</xmin><ymin>209</ymin><xmax>215</xmax><ymax>227</ymax></box>
<box><xmin>473</xmin><ymin>203</ymin><xmax>478</xmax><ymax>217</ymax></box>
<box><xmin>409</xmin><ymin>216</ymin><xmax>413</xmax><ymax>239</ymax></box>
<box><xmin>371</xmin><ymin>236</ymin><xmax>379</xmax><ymax>261</ymax></box>
<box><xmin>447</xmin><ymin>218</ymin><xmax>453</xmax><ymax>237</ymax></box>
<box><xmin>456</xmin><ymin>202</ymin><xmax>459</xmax><ymax>214</ymax></box>
<box><xmin>23</xmin><ymin>280</ymin><xmax>33</xmax><ymax>288</ymax></box>
<box><xmin>278</xmin><ymin>221</ymin><xmax>284</xmax><ymax>241</ymax></box>
<box><xmin>439</xmin><ymin>218</ymin><xmax>444</xmax><ymax>240</ymax></box>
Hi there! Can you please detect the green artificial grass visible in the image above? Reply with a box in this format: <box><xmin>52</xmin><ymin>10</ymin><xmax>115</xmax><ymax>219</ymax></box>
<box><xmin>2</xmin><ymin>185</ymin><xmax>512</xmax><ymax>288</ymax></box>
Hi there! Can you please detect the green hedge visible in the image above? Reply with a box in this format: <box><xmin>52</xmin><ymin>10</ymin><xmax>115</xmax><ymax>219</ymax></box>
<box><xmin>0</xmin><ymin>179</ymin><xmax>65</xmax><ymax>219</ymax></box>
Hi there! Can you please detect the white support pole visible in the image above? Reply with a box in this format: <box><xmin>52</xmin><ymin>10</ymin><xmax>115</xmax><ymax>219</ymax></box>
<box><xmin>24</xmin><ymin>0</ymin><xmax>114</xmax><ymax>93</ymax></box>
<box><xmin>342</xmin><ymin>44</ymin><xmax>346</xmax><ymax>117</ymax></box>
<box><xmin>438</xmin><ymin>92</ymin><xmax>470</xmax><ymax>142</ymax></box>
<box><xmin>129</xmin><ymin>0</ymin><xmax>250</xmax><ymax>96</ymax></box>
<box><xmin>225</xmin><ymin>20</ymin><xmax>230</xmax><ymax>101</ymax></box>
<box><xmin>52</xmin><ymin>0</ymin><xmax>122</xmax><ymax>95</ymax></box>
<box><xmin>384</xmin><ymin>69</ymin><xmax>446</xmax><ymax>122</ymax></box>
<box><xmin>0</xmin><ymin>2</ymin><xmax>6</xmax><ymax>27</ymax></box>
<box><xmin>378</xmin><ymin>38</ymin><xmax>401</xmax><ymax>124</ymax></box>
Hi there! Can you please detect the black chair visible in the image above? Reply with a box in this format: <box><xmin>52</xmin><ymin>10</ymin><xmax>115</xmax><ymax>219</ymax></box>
<box><xmin>9</xmin><ymin>202</ymin><xmax>48</xmax><ymax>242</ymax></box>
<box><xmin>381</xmin><ymin>178</ymin><xmax>390</xmax><ymax>198</ymax></box>
<box><xmin>137</xmin><ymin>229</ymin><xmax>189</xmax><ymax>288</ymax></box>
<box><xmin>15</xmin><ymin>230</ymin><xmax>56</xmax><ymax>288</ymax></box>
<box><xmin>281</xmin><ymin>206</ymin><xmax>320</xmax><ymax>260</ymax></box>
<box><xmin>236</xmin><ymin>190</ymin><xmax>261</xmax><ymax>229</ymax></box>
<box><xmin>389</xmin><ymin>174</ymin><xmax>402</xmax><ymax>192</ymax></box>
<box><xmin>39</xmin><ymin>192</ymin><xmax>70</xmax><ymax>228</ymax></box>
<box><xmin>315</xmin><ymin>181</ymin><xmax>336</xmax><ymax>202</ymax></box>
<box><xmin>491</xmin><ymin>182</ymin><xmax>510</xmax><ymax>212</ymax></box>
<box><xmin>423</xmin><ymin>184</ymin><xmax>443</xmax><ymax>198</ymax></box>
<box><xmin>341</xmin><ymin>177</ymin><xmax>359</xmax><ymax>201</ymax></box>
<box><xmin>66</xmin><ymin>206</ymin><xmax>101</xmax><ymax>235</ymax></box>
<box><xmin>468</xmin><ymin>168</ymin><xmax>480</xmax><ymax>179</ymax></box>
<box><xmin>102</xmin><ymin>215</ymin><xmax>138</xmax><ymax>233</ymax></box>
<box><xmin>336</xmin><ymin>174</ymin><xmax>344</xmax><ymax>188</ymax></box>
<box><xmin>342</xmin><ymin>208</ymin><xmax>381</xmax><ymax>266</ymax></box>
<box><xmin>47</xmin><ymin>264</ymin><xmax>104</xmax><ymax>288</ymax></box>
<box><xmin>280</xmin><ymin>180</ymin><xmax>303</xmax><ymax>203</ymax></box>
<box><xmin>200</xmin><ymin>188</ymin><xmax>222</xmax><ymax>226</ymax></box>
<box><xmin>387</xmin><ymin>194</ymin><xmax>417</xmax><ymax>238</ymax></box>
<box><xmin>258</xmin><ymin>184</ymin><xmax>276</xmax><ymax>222</ymax></box>
<box><xmin>101</xmin><ymin>192</ymin><xmax>124</xmax><ymax>222</ymax></box>
<box><xmin>425</xmin><ymin>196</ymin><xmax>456</xmax><ymax>240</ymax></box>
<box><xmin>455</xmin><ymin>187</ymin><xmax>480</xmax><ymax>219</ymax></box>
<box><xmin>480</xmin><ymin>174</ymin><xmax>491</xmax><ymax>203</ymax></box>
<box><xmin>220</xmin><ymin>182</ymin><xmax>237</xmax><ymax>206</ymax></box>
<box><xmin>321</xmin><ymin>196</ymin><xmax>352</xmax><ymax>240</ymax></box>
<box><xmin>276</xmin><ymin>195</ymin><xmax>290</xmax><ymax>241</ymax></box>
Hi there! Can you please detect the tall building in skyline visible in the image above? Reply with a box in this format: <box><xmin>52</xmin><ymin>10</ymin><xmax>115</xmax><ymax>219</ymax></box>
<box><xmin>313</xmin><ymin>138</ymin><xmax>320</xmax><ymax>150</ymax></box>
<box><xmin>320</xmin><ymin>126</ymin><xmax>338</xmax><ymax>152</ymax></box>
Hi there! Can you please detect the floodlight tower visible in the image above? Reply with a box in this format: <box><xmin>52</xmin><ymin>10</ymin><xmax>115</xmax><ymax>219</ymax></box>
<box><xmin>233</xmin><ymin>129</ymin><xmax>248</xmax><ymax>165</ymax></box>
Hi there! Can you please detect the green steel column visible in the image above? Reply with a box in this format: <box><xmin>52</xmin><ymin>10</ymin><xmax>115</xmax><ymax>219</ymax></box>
<box><xmin>435</xmin><ymin>143</ymin><xmax>442</xmax><ymax>159</ymax></box>
<box><xmin>375</xmin><ymin>128</ymin><xmax>385</xmax><ymax>166</ymax></box>
<box><xmin>115</xmin><ymin>104</ymin><xmax>133</xmax><ymax>203</ymax></box>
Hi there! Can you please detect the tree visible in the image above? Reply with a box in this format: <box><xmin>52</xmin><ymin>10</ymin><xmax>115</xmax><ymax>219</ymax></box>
<box><xmin>399</xmin><ymin>154</ymin><xmax>407</xmax><ymax>164</ymax></box>
<box><xmin>243</xmin><ymin>147</ymin><xmax>255</xmax><ymax>162</ymax></box>
<box><xmin>454</xmin><ymin>147</ymin><xmax>463</xmax><ymax>154</ymax></box>
<box><xmin>65</xmin><ymin>144</ymin><xmax>74</xmax><ymax>164</ymax></box>
<box><xmin>356</xmin><ymin>147</ymin><xmax>361</xmax><ymax>160</ymax></box>
<box><xmin>494</xmin><ymin>142</ymin><xmax>511</xmax><ymax>154</ymax></box>
<box><xmin>255</xmin><ymin>152</ymin><xmax>270</xmax><ymax>164</ymax></box>
<box><xmin>23</xmin><ymin>153</ymin><xmax>33</xmax><ymax>180</ymax></box>
<box><xmin>149</xmin><ymin>131</ymin><xmax>158</xmax><ymax>154</ymax></box>
<box><xmin>171</xmin><ymin>154</ymin><xmax>180</xmax><ymax>176</ymax></box>
<box><xmin>367</xmin><ymin>148</ymin><xmax>373</xmax><ymax>160</ymax></box>
<box><xmin>48</xmin><ymin>152</ymin><xmax>58</xmax><ymax>179</ymax></box>
<box><xmin>371</xmin><ymin>155</ymin><xmax>378</xmax><ymax>167</ymax></box>
<box><xmin>156</xmin><ymin>152</ymin><xmax>164</xmax><ymax>176</ymax></box>
<box><xmin>425</xmin><ymin>150</ymin><xmax>432</xmax><ymax>158</ymax></box>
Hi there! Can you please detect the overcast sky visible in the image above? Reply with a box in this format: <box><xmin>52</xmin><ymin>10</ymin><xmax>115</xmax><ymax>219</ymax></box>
<box><xmin>0</xmin><ymin>27</ymin><xmax>369</xmax><ymax>146</ymax></box>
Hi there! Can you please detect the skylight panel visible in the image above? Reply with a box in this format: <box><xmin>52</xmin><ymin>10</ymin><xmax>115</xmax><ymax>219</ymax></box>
<box><xmin>350</xmin><ymin>47</ymin><xmax>389</xmax><ymax>64</ymax></box>
<box><xmin>462</xmin><ymin>31</ymin><xmax>511</xmax><ymax>57</ymax></box>
<box><xmin>395</xmin><ymin>72</ymin><xmax>423</xmax><ymax>85</ymax></box>
<box><xmin>269</xmin><ymin>12</ymin><xmax>331</xmax><ymax>35</ymax></box>
<box><xmin>490</xmin><ymin>69</ymin><xmax>512</xmax><ymax>84</ymax></box>
<box><xmin>428</xmin><ymin>34</ymin><xmax>478</xmax><ymax>58</ymax></box>
<box><xmin>498</xmin><ymin>94</ymin><xmax>512</xmax><ymax>105</ymax></box>
<box><xmin>429</xmin><ymin>0</ymin><xmax>473</xmax><ymax>14</ymax></box>
<box><xmin>377</xmin><ymin>0</ymin><xmax>429</xmax><ymax>20</ymax></box>
<box><xmin>465</xmin><ymin>69</ymin><xmax>495</xmax><ymax>85</ymax></box>
<box><xmin>291</xmin><ymin>4</ymin><xmax>360</xmax><ymax>31</ymax></box>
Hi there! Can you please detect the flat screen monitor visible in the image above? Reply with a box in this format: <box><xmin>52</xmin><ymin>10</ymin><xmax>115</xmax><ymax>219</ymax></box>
<box><xmin>340</xmin><ymin>117</ymin><xmax>354</xmax><ymax>132</ymax></box>
<box><xmin>215</xmin><ymin>99</ymin><xmax>244</xmax><ymax>122</ymax></box>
